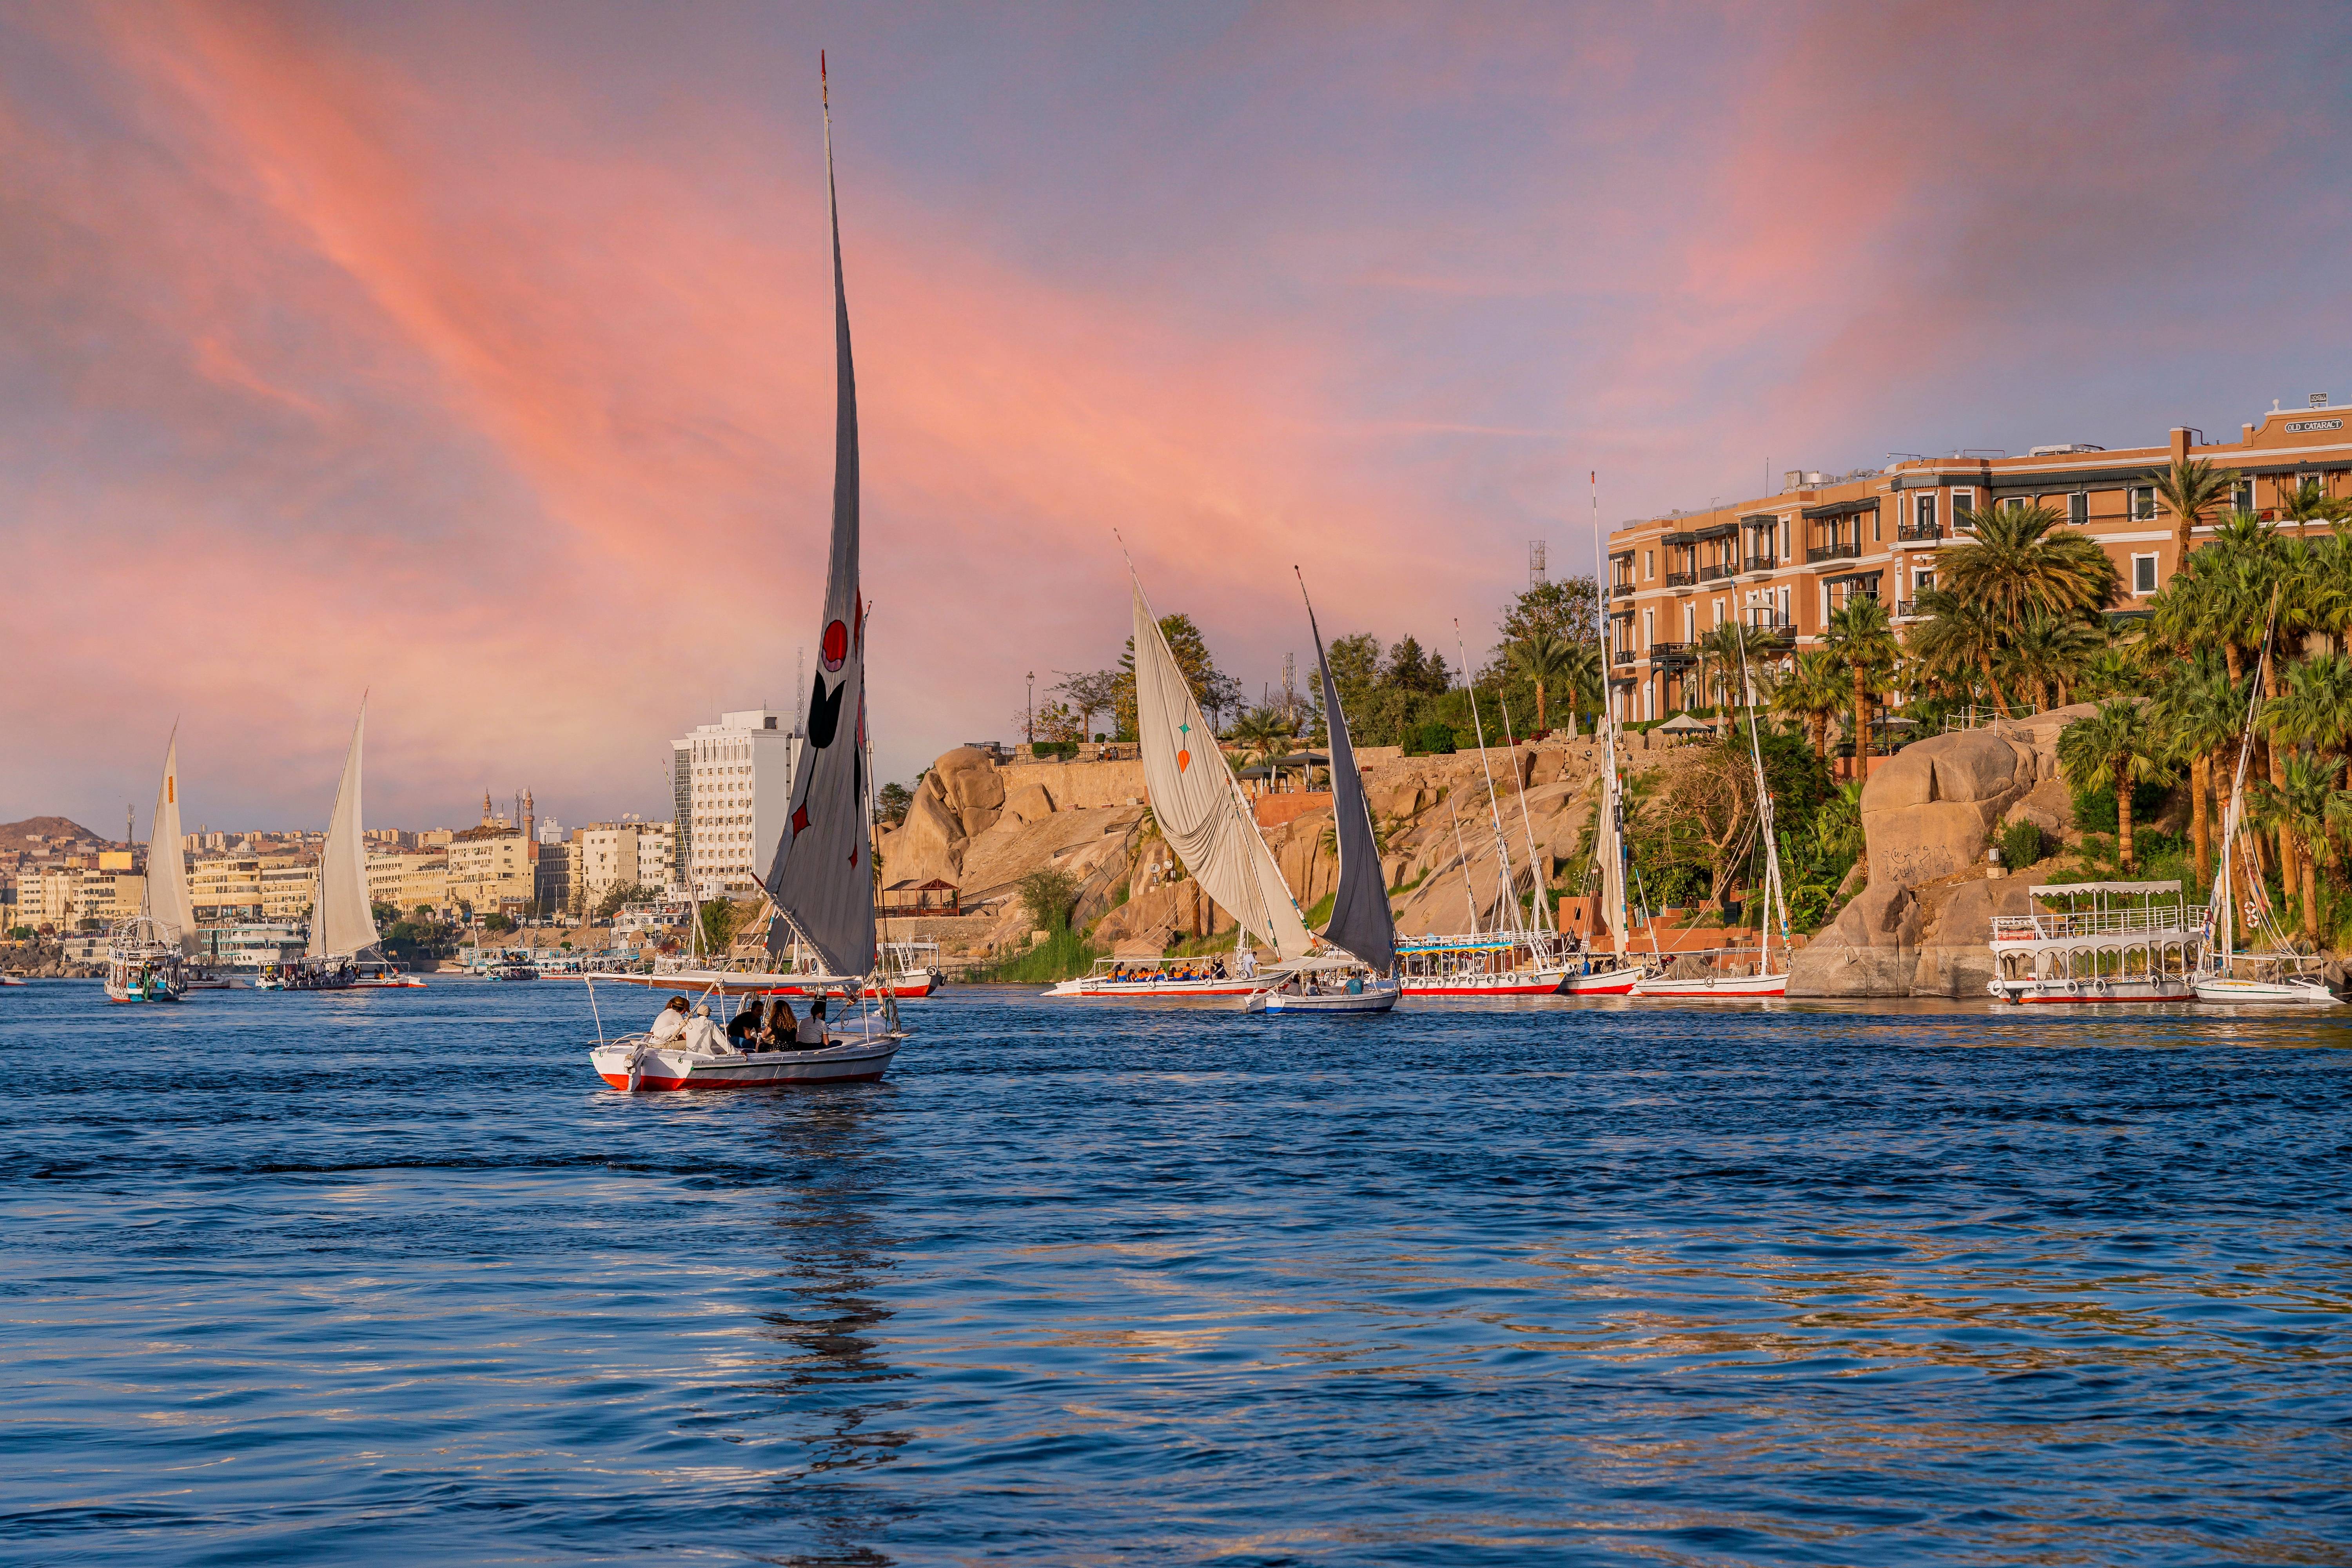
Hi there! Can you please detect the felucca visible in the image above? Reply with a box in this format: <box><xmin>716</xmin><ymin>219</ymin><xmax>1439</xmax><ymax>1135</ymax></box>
<box><xmin>1252</xmin><ymin>572</ymin><xmax>1401</xmax><ymax>1014</ymax></box>
<box><xmin>268</xmin><ymin>703</ymin><xmax>379</xmax><ymax>991</ymax></box>
<box><xmin>106</xmin><ymin>730</ymin><xmax>194</xmax><ymax>1004</ymax></box>
<box><xmin>591</xmin><ymin>58</ymin><xmax>905</xmax><ymax>1089</ymax></box>
<box><xmin>1045</xmin><ymin>565</ymin><xmax>1316</xmax><ymax>998</ymax></box>
<box><xmin>1629</xmin><ymin>619</ymin><xmax>1792</xmax><ymax>998</ymax></box>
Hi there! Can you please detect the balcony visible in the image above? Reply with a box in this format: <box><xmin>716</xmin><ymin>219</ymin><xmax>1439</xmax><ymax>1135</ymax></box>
<box><xmin>1896</xmin><ymin>521</ymin><xmax>1942</xmax><ymax>543</ymax></box>
<box><xmin>1893</xmin><ymin>599</ymin><xmax>1926</xmax><ymax>621</ymax></box>
<box><xmin>1610</xmin><ymin>648</ymin><xmax>1639</xmax><ymax>668</ymax></box>
<box><xmin>1664</xmin><ymin>570</ymin><xmax>1697</xmax><ymax>588</ymax></box>
<box><xmin>1741</xmin><ymin>614</ymin><xmax>1796</xmax><ymax>643</ymax></box>
<box><xmin>1743</xmin><ymin>553</ymin><xmax>1778</xmax><ymax>573</ymax></box>
<box><xmin>1806</xmin><ymin>541</ymin><xmax>1862</xmax><ymax>564</ymax></box>
<box><xmin>1647</xmin><ymin>641</ymin><xmax>1696</xmax><ymax>668</ymax></box>
<box><xmin>1612</xmin><ymin>581</ymin><xmax>1637</xmax><ymax>598</ymax></box>
<box><xmin>1698</xmin><ymin>562</ymin><xmax>1736</xmax><ymax>582</ymax></box>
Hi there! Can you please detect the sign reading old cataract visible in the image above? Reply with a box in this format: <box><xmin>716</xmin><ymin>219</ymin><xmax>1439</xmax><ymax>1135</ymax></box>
<box><xmin>2283</xmin><ymin>418</ymin><xmax>2343</xmax><ymax>432</ymax></box>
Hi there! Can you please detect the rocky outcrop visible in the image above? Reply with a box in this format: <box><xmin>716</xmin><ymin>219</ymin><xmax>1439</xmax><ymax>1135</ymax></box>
<box><xmin>1860</xmin><ymin>730</ymin><xmax>2043</xmax><ymax>887</ymax></box>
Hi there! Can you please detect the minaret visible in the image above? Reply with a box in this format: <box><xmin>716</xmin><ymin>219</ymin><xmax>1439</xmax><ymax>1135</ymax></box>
<box><xmin>523</xmin><ymin>789</ymin><xmax>535</xmax><ymax>843</ymax></box>
<box><xmin>481</xmin><ymin>790</ymin><xmax>494</xmax><ymax>828</ymax></box>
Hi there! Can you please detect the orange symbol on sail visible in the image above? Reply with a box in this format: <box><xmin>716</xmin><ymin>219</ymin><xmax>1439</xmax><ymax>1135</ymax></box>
<box><xmin>1176</xmin><ymin>721</ymin><xmax>1192</xmax><ymax>773</ymax></box>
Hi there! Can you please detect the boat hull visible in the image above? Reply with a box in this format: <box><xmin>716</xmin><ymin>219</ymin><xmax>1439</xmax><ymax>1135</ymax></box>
<box><xmin>2191</xmin><ymin>977</ymin><xmax>2341</xmax><ymax>1005</ymax></box>
<box><xmin>1631</xmin><ymin>971</ymin><xmax>1788</xmax><ymax>999</ymax></box>
<box><xmin>1989</xmin><ymin>978</ymin><xmax>2195</xmax><ymax>1003</ymax></box>
<box><xmin>1046</xmin><ymin>977</ymin><xmax>1261</xmax><ymax>998</ymax></box>
<box><xmin>1263</xmin><ymin>981</ymin><xmax>1401</xmax><ymax>1013</ymax></box>
<box><xmin>1559</xmin><ymin>964</ymin><xmax>1645</xmax><ymax>996</ymax></box>
<box><xmin>590</xmin><ymin>1033</ymin><xmax>902</xmax><ymax>1091</ymax></box>
<box><xmin>1399</xmin><ymin>969</ymin><xmax>1567</xmax><ymax>997</ymax></box>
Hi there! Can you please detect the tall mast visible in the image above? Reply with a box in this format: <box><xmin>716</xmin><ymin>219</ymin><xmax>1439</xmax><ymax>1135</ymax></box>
<box><xmin>1455</xmin><ymin>622</ymin><xmax>1523</xmax><ymax>934</ymax></box>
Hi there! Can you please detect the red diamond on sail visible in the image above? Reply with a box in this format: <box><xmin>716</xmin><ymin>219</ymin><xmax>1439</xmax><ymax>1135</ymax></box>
<box><xmin>791</xmin><ymin>804</ymin><xmax>810</xmax><ymax>837</ymax></box>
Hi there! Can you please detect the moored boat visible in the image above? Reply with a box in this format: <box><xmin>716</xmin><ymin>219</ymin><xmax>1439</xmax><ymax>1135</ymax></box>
<box><xmin>1989</xmin><ymin>880</ymin><xmax>2200</xmax><ymax>1003</ymax></box>
<box><xmin>1396</xmin><ymin>934</ymin><xmax>1568</xmax><ymax>996</ymax></box>
<box><xmin>105</xmin><ymin>916</ymin><xmax>185</xmax><ymax>1003</ymax></box>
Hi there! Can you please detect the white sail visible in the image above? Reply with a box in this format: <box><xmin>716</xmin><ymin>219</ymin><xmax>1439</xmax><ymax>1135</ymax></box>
<box><xmin>308</xmin><ymin>704</ymin><xmax>376</xmax><ymax>959</ymax></box>
<box><xmin>147</xmin><ymin>731</ymin><xmax>197</xmax><ymax>954</ymax></box>
<box><xmin>762</xmin><ymin>60</ymin><xmax>876</xmax><ymax>980</ymax></box>
<box><xmin>1133</xmin><ymin>578</ymin><xmax>1312</xmax><ymax>961</ymax></box>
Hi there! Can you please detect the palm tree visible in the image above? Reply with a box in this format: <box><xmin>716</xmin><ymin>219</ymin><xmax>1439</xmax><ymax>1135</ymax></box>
<box><xmin>2277</xmin><ymin>475</ymin><xmax>2347</xmax><ymax>540</ymax></box>
<box><xmin>1823</xmin><ymin>595</ymin><xmax>1900</xmax><ymax>770</ymax></box>
<box><xmin>1508</xmin><ymin>630</ymin><xmax>1578</xmax><ymax>735</ymax></box>
<box><xmin>1767</xmin><ymin>649</ymin><xmax>1846</xmax><ymax>758</ymax></box>
<box><xmin>2254</xmin><ymin>752</ymin><xmax>2348</xmax><ymax>941</ymax></box>
<box><xmin>2000</xmin><ymin>612</ymin><xmax>2103</xmax><ymax>712</ymax></box>
<box><xmin>2303</xmin><ymin>534</ymin><xmax>2352</xmax><ymax>657</ymax></box>
<box><xmin>2151</xmin><ymin>455</ymin><xmax>2241</xmax><ymax>569</ymax></box>
<box><xmin>2076</xmin><ymin>642</ymin><xmax>2145</xmax><ymax>704</ymax></box>
<box><xmin>2058</xmin><ymin>700</ymin><xmax>2168</xmax><ymax>871</ymax></box>
<box><xmin>2269</xmin><ymin>652</ymin><xmax>2352</xmax><ymax>766</ymax></box>
<box><xmin>1228</xmin><ymin>706</ymin><xmax>1294</xmax><ymax>775</ymax></box>
<box><xmin>1695</xmin><ymin>622</ymin><xmax>1755</xmax><ymax>710</ymax></box>
<box><xmin>1943</xmin><ymin>503</ymin><xmax>2122</xmax><ymax>626</ymax></box>
<box><xmin>1906</xmin><ymin>588</ymin><xmax>2014</xmax><ymax>716</ymax></box>
<box><xmin>2149</xmin><ymin>652</ymin><xmax>2243</xmax><ymax>887</ymax></box>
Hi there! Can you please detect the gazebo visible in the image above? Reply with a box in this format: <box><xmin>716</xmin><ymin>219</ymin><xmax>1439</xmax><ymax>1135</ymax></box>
<box><xmin>1656</xmin><ymin>713</ymin><xmax>1714</xmax><ymax>744</ymax></box>
<box><xmin>1236</xmin><ymin>750</ymin><xmax>1329</xmax><ymax>795</ymax></box>
<box><xmin>881</xmin><ymin>878</ymin><xmax>961</xmax><ymax>915</ymax></box>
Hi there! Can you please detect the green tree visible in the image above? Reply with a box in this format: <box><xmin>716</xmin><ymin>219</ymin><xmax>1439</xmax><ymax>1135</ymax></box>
<box><xmin>1495</xmin><ymin>577</ymin><xmax>1601</xmax><ymax>652</ymax></box>
<box><xmin>1228</xmin><ymin>705</ymin><xmax>1294</xmax><ymax>768</ymax></box>
<box><xmin>1508</xmin><ymin>629</ymin><xmax>1581</xmax><ymax>733</ymax></box>
<box><xmin>1053</xmin><ymin>669</ymin><xmax>1123</xmax><ymax>740</ymax></box>
<box><xmin>1907</xmin><ymin>588</ymin><xmax>2016</xmax><ymax>716</ymax></box>
<box><xmin>2149</xmin><ymin>652</ymin><xmax>2243</xmax><ymax>887</ymax></box>
<box><xmin>1945</xmin><ymin>503</ymin><xmax>2121</xmax><ymax>627</ymax></box>
<box><xmin>2253</xmin><ymin>752</ymin><xmax>2348</xmax><ymax>940</ymax></box>
<box><xmin>2000</xmin><ymin>612</ymin><xmax>2103</xmax><ymax>712</ymax></box>
<box><xmin>1823</xmin><ymin>595</ymin><xmax>1900</xmax><ymax>767</ymax></box>
<box><xmin>2151</xmin><ymin>456</ymin><xmax>2241</xmax><ymax>568</ymax></box>
<box><xmin>1018</xmin><ymin>867</ymin><xmax>1079</xmax><ymax>932</ymax></box>
<box><xmin>2058</xmin><ymin>701</ymin><xmax>2168</xmax><ymax>870</ymax></box>
<box><xmin>1768</xmin><ymin>648</ymin><xmax>1847</xmax><ymax>758</ymax></box>
<box><xmin>2277</xmin><ymin>475</ymin><xmax>2348</xmax><ymax>541</ymax></box>
<box><xmin>596</xmin><ymin>882</ymin><xmax>654</xmax><ymax>919</ymax></box>
<box><xmin>1693</xmin><ymin>622</ymin><xmax>1755</xmax><ymax>711</ymax></box>
<box><xmin>1382</xmin><ymin>635</ymin><xmax>1452</xmax><ymax>697</ymax></box>
<box><xmin>873</xmin><ymin>780</ymin><xmax>914</xmax><ymax>827</ymax></box>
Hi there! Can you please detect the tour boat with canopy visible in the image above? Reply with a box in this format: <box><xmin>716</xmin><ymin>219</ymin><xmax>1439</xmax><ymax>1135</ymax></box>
<box><xmin>1044</xmin><ymin>559</ymin><xmax>1317</xmax><ymax>998</ymax></box>
<box><xmin>1990</xmin><ymin>880</ymin><xmax>2200</xmax><ymax>1002</ymax></box>
<box><xmin>590</xmin><ymin>60</ymin><xmax>905</xmax><ymax>1089</ymax></box>
<box><xmin>1249</xmin><ymin>571</ymin><xmax>1402</xmax><ymax>1014</ymax></box>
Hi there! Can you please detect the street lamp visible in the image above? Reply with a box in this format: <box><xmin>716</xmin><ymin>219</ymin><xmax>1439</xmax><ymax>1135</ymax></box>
<box><xmin>1026</xmin><ymin>671</ymin><xmax>1035</xmax><ymax>744</ymax></box>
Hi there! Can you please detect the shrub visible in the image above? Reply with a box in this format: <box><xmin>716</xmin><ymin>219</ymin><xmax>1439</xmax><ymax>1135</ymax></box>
<box><xmin>1998</xmin><ymin>819</ymin><xmax>2045</xmax><ymax>871</ymax></box>
<box><xmin>1018</xmin><ymin>867</ymin><xmax>1080</xmax><ymax>932</ymax></box>
<box><xmin>1404</xmin><ymin>720</ymin><xmax>1457</xmax><ymax>756</ymax></box>
<box><xmin>483</xmin><ymin>913</ymin><xmax>516</xmax><ymax>934</ymax></box>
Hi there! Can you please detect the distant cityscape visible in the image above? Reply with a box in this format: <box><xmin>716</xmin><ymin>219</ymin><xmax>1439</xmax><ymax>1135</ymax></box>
<box><xmin>1</xmin><ymin>705</ymin><xmax>808</xmax><ymax>943</ymax></box>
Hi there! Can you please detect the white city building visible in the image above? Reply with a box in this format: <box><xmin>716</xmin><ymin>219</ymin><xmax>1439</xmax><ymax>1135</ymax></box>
<box><xmin>634</xmin><ymin>821</ymin><xmax>677</xmax><ymax>893</ymax></box>
<box><xmin>675</xmin><ymin>709</ymin><xmax>800</xmax><ymax>897</ymax></box>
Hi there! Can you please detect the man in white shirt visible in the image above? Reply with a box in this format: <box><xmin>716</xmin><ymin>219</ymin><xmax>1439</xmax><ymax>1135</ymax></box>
<box><xmin>647</xmin><ymin>997</ymin><xmax>690</xmax><ymax>1044</ymax></box>
<box><xmin>682</xmin><ymin>1004</ymin><xmax>728</xmax><ymax>1054</ymax></box>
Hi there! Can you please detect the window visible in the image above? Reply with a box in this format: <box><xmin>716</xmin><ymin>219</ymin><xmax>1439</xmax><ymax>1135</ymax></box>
<box><xmin>1873</xmin><ymin>510</ymin><xmax>1882</xmax><ymax>542</ymax></box>
<box><xmin>2130</xmin><ymin>486</ymin><xmax>2156</xmax><ymax>521</ymax></box>
<box><xmin>1643</xmin><ymin>608</ymin><xmax>1654</xmax><ymax>648</ymax></box>
<box><xmin>2068</xmin><ymin>492</ymin><xmax>2089</xmax><ymax>525</ymax></box>
<box><xmin>1779</xmin><ymin>519</ymin><xmax>1791</xmax><ymax>557</ymax></box>
<box><xmin>1916</xmin><ymin>494</ymin><xmax>1936</xmax><ymax>533</ymax></box>
<box><xmin>2132</xmin><ymin>554</ymin><xmax>2158</xmax><ymax>595</ymax></box>
<box><xmin>1914</xmin><ymin>569</ymin><xmax>1936</xmax><ymax>594</ymax></box>
<box><xmin>2002</xmin><ymin>495</ymin><xmax>2028</xmax><ymax>514</ymax></box>
<box><xmin>2232</xmin><ymin>479</ymin><xmax>2254</xmax><ymax>513</ymax></box>
<box><xmin>1644</xmin><ymin>550</ymin><xmax>1655</xmax><ymax>580</ymax></box>
<box><xmin>1951</xmin><ymin>487</ymin><xmax>1975</xmax><ymax>524</ymax></box>
<box><xmin>1682</xmin><ymin>605</ymin><xmax>1695</xmax><ymax>641</ymax></box>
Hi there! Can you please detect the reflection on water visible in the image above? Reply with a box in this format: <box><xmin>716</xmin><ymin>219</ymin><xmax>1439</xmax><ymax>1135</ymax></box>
<box><xmin>0</xmin><ymin>983</ymin><xmax>2347</xmax><ymax>1564</ymax></box>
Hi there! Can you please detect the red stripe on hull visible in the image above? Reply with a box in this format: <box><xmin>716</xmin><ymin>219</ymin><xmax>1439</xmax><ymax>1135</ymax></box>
<box><xmin>597</xmin><ymin>1071</ymin><xmax>888</xmax><ymax>1091</ymax></box>
<box><xmin>1402</xmin><ymin>983</ymin><xmax>1563</xmax><ymax>997</ymax></box>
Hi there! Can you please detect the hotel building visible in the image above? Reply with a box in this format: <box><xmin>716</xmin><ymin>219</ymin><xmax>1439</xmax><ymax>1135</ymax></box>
<box><xmin>1603</xmin><ymin>400</ymin><xmax>2350</xmax><ymax>721</ymax></box>
<box><xmin>675</xmin><ymin>709</ymin><xmax>801</xmax><ymax>897</ymax></box>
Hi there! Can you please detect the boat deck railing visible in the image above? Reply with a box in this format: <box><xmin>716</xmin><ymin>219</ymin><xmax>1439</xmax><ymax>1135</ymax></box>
<box><xmin>1993</xmin><ymin>908</ymin><xmax>2192</xmax><ymax>942</ymax></box>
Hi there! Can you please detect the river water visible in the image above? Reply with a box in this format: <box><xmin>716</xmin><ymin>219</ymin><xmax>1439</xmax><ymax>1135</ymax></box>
<box><xmin>4</xmin><ymin>980</ymin><xmax>2349</xmax><ymax>1565</ymax></box>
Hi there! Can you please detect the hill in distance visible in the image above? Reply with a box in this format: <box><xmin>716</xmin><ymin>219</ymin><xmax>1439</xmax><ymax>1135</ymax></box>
<box><xmin>0</xmin><ymin>817</ymin><xmax>108</xmax><ymax>853</ymax></box>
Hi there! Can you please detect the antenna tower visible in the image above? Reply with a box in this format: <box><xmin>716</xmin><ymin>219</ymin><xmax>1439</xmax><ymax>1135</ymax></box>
<box><xmin>1528</xmin><ymin>539</ymin><xmax>1548</xmax><ymax>587</ymax></box>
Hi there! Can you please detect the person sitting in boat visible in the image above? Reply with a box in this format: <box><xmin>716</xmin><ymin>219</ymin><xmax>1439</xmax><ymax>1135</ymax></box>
<box><xmin>1211</xmin><ymin>958</ymin><xmax>1227</xmax><ymax>981</ymax></box>
<box><xmin>648</xmin><ymin>996</ymin><xmax>690</xmax><ymax>1044</ymax></box>
<box><xmin>762</xmin><ymin>998</ymin><xmax>797</xmax><ymax>1048</ymax></box>
<box><xmin>726</xmin><ymin>1000</ymin><xmax>765</xmax><ymax>1050</ymax></box>
<box><xmin>682</xmin><ymin>1004</ymin><xmax>727</xmax><ymax>1054</ymax></box>
<box><xmin>796</xmin><ymin>997</ymin><xmax>829</xmax><ymax>1046</ymax></box>
<box><xmin>1345</xmin><ymin>975</ymin><xmax>1363</xmax><ymax>995</ymax></box>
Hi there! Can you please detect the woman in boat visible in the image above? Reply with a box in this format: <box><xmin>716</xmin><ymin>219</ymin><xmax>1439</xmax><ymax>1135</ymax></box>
<box><xmin>725</xmin><ymin>1000</ymin><xmax>766</xmax><ymax>1049</ymax></box>
<box><xmin>795</xmin><ymin>996</ymin><xmax>829</xmax><ymax>1045</ymax></box>
<box><xmin>648</xmin><ymin>996</ymin><xmax>690</xmax><ymax>1044</ymax></box>
<box><xmin>762</xmin><ymin>997</ymin><xmax>797</xmax><ymax>1048</ymax></box>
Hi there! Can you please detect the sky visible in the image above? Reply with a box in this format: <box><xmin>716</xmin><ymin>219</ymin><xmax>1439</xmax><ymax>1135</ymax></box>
<box><xmin>5</xmin><ymin>0</ymin><xmax>2351</xmax><ymax>836</ymax></box>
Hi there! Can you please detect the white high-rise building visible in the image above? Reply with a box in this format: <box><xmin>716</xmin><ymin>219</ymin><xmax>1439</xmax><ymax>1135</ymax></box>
<box><xmin>674</xmin><ymin>709</ymin><xmax>801</xmax><ymax>897</ymax></box>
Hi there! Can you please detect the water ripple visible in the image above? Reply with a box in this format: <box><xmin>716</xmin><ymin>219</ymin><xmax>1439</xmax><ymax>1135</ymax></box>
<box><xmin>2</xmin><ymin>982</ymin><xmax>2348</xmax><ymax>1564</ymax></box>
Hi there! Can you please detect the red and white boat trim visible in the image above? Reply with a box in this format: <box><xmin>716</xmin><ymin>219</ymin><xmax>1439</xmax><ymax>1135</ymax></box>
<box><xmin>591</xmin><ymin>1031</ymin><xmax>902</xmax><ymax>1090</ymax></box>
<box><xmin>1559</xmin><ymin>962</ymin><xmax>1646</xmax><ymax>996</ymax></box>
<box><xmin>1630</xmin><ymin>968</ymin><xmax>1788</xmax><ymax>999</ymax></box>
<box><xmin>1400</xmin><ymin>969</ymin><xmax>1567</xmax><ymax>997</ymax></box>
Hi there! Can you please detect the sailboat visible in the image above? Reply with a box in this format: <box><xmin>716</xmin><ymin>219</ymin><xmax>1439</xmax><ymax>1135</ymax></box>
<box><xmin>1253</xmin><ymin>573</ymin><xmax>1402</xmax><ymax>1014</ymax></box>
<box><xmin>106</xmin><ymin>731</ymin><xmax>194</xmax><ymax>1003</ymax></box>
<box><xmin>1044</xmin><ymin>566</ymin><xmax>1316</xmax><ymax>998</ymax></box>
<box><xmin>591</xmin><ymin>58</ymin><xmax>904</xmax><ymax>1089</ymax></box>
<box><xmin>263</xmin><ymin>703</ymin><xmax>379</xmax><ymax>990</ymax></box>
<box><xmin>2194</xmin><ymin>622</ymin><xmax>2339</xmax><ymax>1005</ymax></box>
<box><xmin>1630</xmin><ymin>620</ymin><xmax>1791</xmax><ymax>998</ymax></box>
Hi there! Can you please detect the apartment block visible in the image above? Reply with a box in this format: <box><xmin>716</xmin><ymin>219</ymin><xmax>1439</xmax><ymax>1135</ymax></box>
<box><xmin>676</xmin><ymin>709</ymin><xmax>800</xmax><ymax>897</ymax></box>
<box><xmin>1604</xmin><ymin>400</ymin><xmax>2352</xmax><ymax>721</ymax></box>
<box><xmin>191</xmin><ymin>856</ymin><xmax>264</xmax><ymax>921</ymax></box>
<box><xmin>368</xmin><ymin>849</ymin><xmax>450</xmax><ymax>916</ymax></box>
